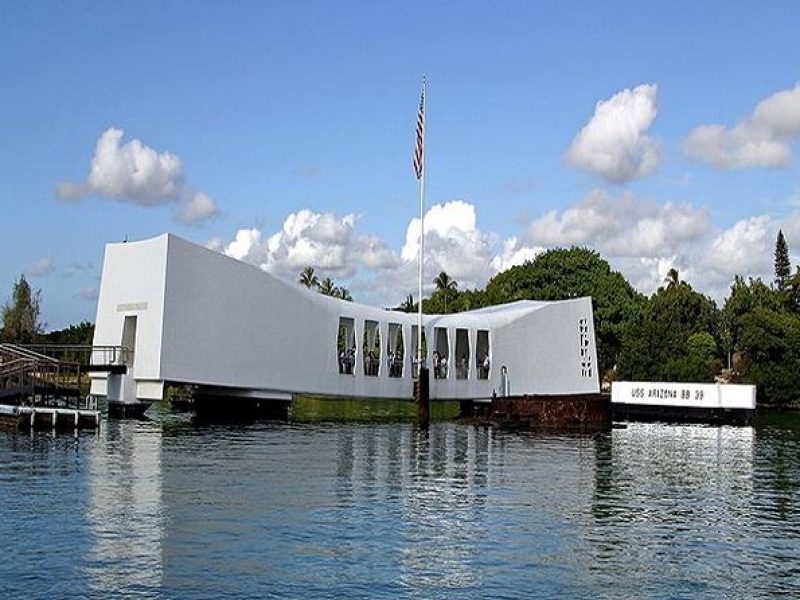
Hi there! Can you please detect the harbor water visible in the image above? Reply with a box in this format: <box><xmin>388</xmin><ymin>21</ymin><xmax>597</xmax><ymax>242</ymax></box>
<box><xmin>1</xmin><ymin>408</ymin><xmax>799</xmax><ymax>598</ymax></box>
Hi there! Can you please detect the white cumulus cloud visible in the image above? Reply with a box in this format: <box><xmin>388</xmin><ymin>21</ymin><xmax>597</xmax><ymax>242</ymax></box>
<box><xmin>704</xmin><ymin>216</ymin><xmax>773</xmax><ymax>279</ymax></box>
<box><xmin>617</xmin><ymin>256</ymin><xmax>681</xmax><ymax>296</ymax></box>
<box><xmin>207</xmin><ymin>196</ymin><xmax>778</xmax><ymax>307</ymax></box>
<box><xmin>490</xmin><ymin>237</ymin><xmax>544</xmax><ymax>273</ymax></box>
<box><xmin>683</xmin><ymin>82</ymin><xmax>800</xmax><ymax>168</ymax></box>
<box><xmin>401</xmin><ymin>201</ymin><xmax>497</xmax><ymax>290</ymax></box>
<box><xmin>208</xmin><ymin>202</ymin><xmax>498</xmax><ymax>306</ymax></box>
<box><xmin>566</xmin><ymin>84</ymin><xmax>662</xmax><ymax>183</ymax></box>
<box><xmin>524</xmin><ymin>190</ymin><xmax>710</xmax><ymax>259</ymax></box>
<box><xmin>514</xmin><ymin>196</ymin><xmax>773</xmax><ymax>298</ymax></box>
<box><xmin>176</xmin><ymin>192</ymin><xmax>217</xmax><ymax>224</ymax></box>
<box><xmin>57</xmin><ymin>128</ymin><xmax>218</xmax><ymax>224</ymax></box>
<box><xmin>213</xmin><ymin>210</ymin><xmax>399</xmax><ymax>283</ymax></box>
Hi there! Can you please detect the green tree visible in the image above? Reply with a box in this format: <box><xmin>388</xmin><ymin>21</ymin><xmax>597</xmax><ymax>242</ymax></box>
<box><xmin>737</xmin><ymin>307</ymin><xmax>800</xmax><ymax>405</ymax></box>
<box><xmin>433</xmin><ymin>271</ymin><xmax>457</xmax><ymax>292</ymax></box>
<box><xmin>299</xmin><ymin>266</ymin><xmax>319</xmax><ymax>289</ymax></box>
<box><xmin>43</xmin><ymin>321</ymin><xmax>94</xmax><ymax>345</ymax></box>
<box><xmin>451</xmin><ymin>288</ymin><xmax>487</xmax><ymax>312</ymax></box>
<box><xmin>774</xmin><ymin>229</ymin><xmax>791</xmax><ymax>291</ymax></box>
<box><xmin>668</xmin><ymin>332</ymin><xmax>722</xmax><ymax>382</ymax></box>
<box><xmin>617</xmin><ymin>280</ymin><xmax>721</xmax><ymax>382</ymax></box>
<box><xmin>422</xmin><ymin>287</ymin><xmax>486</xmax><ymax>315</ymax></box>
<box><xmin>786</xmin><ymin>266</ymin><xmax>800</xmax><ymax>313</ymax></box>
<box><xmin>317</xmin><ymin>277</ymin><xmax>338</xmax><ymax>297</ymax></box>
<box><xmin>722</xmin><ymin>276</ymin><xmax>781</xmax><ymax>362</ymax></box>
<box><xmin>664</xmin><ymin>267</ymin><xmax>680</xmax><ymax>290</ymax></box>
<box><xmin>485</xmin><ymin>247</ymin><xmax>644</xmax><ymax>377</ymax></box>
<box><xmin>303</xmin><ymin>270</ymin><xmax>353</xmax><ymax>301</ymax></box>
<box><xmin>396</xmin><ymin>294</ymin><xmax>416</xmax><ymax>313</ymax></box>
<box><xmin>334</xmin><ymin>286</ymin><xmax>353</xmax><ymax>301</ymax></box>
<box><xmin>433</xmin><ymin>271</ymin><xmax>458</xmax><ymax>313</ymax></box>
<box><xmin>1</xmin><ymin>275</ymin><xmax>44</xmax><ymax>344</ymax></box>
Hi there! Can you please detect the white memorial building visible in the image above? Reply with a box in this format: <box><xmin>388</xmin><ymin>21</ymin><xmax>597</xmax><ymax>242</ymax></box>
<box><xmin>90</xmin><ymin>234</ymin><xmax>600</xmax><ymax>409</ymax></box>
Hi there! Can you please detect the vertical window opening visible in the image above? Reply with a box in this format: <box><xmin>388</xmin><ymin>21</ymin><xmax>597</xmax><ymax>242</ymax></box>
<box><xmin>476</xmin><ymin>330</ymin><xmax>490</xmax><ymax>380</ymax></box>
<box><xmin>363</xmin><ymin>320</ymin><xmax>380</xmax><ymax>377</ymax></box>
<box><xmin>387</xmin><ymin>323</ymin><xmax>404</xmax><ymax>378</ymax></box>
<box><xmin>455</xmin><ymin>328</ymin><xmax>470</xmax><ymax>380</ymax></box>
<box><xmin>433</xmin><ymin>327</ymin><xmax>449</xmax><ymax>379</ymax></box>
<box><xmin>337</xmin><ymin>317</ymin><xmax>356</xmax><ymax>375</ymax></box>
<box><xmin>411</xmin><ymin>326</ymin><xmax>428</xmax><ymax>379</ymax></box>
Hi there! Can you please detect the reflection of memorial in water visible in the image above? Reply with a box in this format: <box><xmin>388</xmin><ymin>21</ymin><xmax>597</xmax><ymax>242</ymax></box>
<box><xmin>329</xmin><ymin>425</ymin><xmax>609</xmax><ymax>595</ymax></box>
<box><xmin>86</xmin><ymin>421</ymin><xmax>164</xmax><ymax>595</ymax></box>
<box><xmin>331</xmin><ymin>423</ymin><xmax>493</xmax><ymax>593</ymax></box>
<box><xmin>593</xmin><ymin>423</ymin><xmax>755</xmax><ymax>521</ymax></box>
<box><xmin>588</xmin><ymin>423</ymin><xmax>756</xmax><ymax>592</ymax></box>
<box><xmin>399</xmin><ymin>425</ymin><xmax>492</xmax><ymax>592</ymax></box>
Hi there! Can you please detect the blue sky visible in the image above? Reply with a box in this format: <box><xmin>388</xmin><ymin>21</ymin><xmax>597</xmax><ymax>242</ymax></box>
<box><xmin>2</xmin><ymin>1</ymin><xmax>800</xmax><ymax>329</ymax></box>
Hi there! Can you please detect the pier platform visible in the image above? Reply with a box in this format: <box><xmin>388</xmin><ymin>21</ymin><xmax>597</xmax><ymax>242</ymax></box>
<box><xmin>0</xmin><ymin>404</ymin><xmax>100</xmax><ymax>431</ymax></box>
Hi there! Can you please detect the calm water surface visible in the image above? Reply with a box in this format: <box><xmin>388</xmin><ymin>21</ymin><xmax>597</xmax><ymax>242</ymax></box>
<box><xmin>2</xmin><ymin>410</ymin><xmax>800</xmax><ymax>599</ymax></box>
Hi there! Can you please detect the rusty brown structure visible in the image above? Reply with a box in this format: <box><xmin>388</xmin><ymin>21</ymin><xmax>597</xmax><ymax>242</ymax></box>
<box><xmin>484</xmin><ymin>393</ymin><xmax>610</xmax><ymax>432</ymax></box>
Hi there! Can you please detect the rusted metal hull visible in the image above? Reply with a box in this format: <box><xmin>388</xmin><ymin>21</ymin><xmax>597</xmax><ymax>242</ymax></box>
<box><xmin>486</xmin><ymin>393</ymin><xmax>611</xmax><ymax>432</ymax></box>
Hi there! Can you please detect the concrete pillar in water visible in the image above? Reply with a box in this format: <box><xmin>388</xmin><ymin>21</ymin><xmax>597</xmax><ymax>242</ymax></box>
<box><xmin>416</xmin><ymin>365</ymin><xmax>430</xmax><ymax>427</ymax></box>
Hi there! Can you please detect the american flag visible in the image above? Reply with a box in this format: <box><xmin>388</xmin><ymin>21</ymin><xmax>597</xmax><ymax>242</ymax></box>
<box><xmin>413</xmin><ymin>81</ymin><xmax>425</xmax><ymax>180</ymax></box>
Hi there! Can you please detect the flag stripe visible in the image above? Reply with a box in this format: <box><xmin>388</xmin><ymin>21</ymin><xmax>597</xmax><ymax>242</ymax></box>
<box><xmin>413</xmin><ymin>84</ymin><xmax>425</xmax><ymax>180</ymax></box>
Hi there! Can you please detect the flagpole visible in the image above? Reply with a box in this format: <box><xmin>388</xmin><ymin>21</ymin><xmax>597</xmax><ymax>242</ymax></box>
<box><xmin>417</xmin><ymin>77</ymin><xmax>426</xmax><ymax>371</ymax></box>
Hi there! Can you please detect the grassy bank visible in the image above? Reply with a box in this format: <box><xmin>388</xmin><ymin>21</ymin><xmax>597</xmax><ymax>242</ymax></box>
<box><xmin>290</xmin><ymin>395</ymin><xmax>460</xmax><ymax>423</ymax></box>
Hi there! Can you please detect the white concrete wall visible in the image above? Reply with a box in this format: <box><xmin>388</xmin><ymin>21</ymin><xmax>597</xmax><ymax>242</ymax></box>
<box><xmin>90</xmin><ymin>236</ymin><xmax>168</xmax><ymax>402</ymax></box>
<box><xmin>92</xmin><ymin>234</ymin><xmax>601</xmax><ymax>402</ymax></box>
<box><xmin>492</xmin><ymin>298</ymin><xmax>600</xmax><ymax>395</ymax></box>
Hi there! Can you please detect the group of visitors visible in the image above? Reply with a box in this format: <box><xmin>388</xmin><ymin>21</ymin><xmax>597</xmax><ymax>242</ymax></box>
<box><xmin>478</xmin><ymin>352</ymin><xmax>490</xmax><ymax>380</ymax></box>
<box><xmin>456</xmin><ymin>356</ymin><xmax>469</xmax><ymax>380</ymax></box>
<box><xmin>340</xmin><ymin>346</ymin><xmax>490</xmax><ymax>380</ymax></box>
<box><xmin>432</xmin><ymin>351</ymin><xmax>449</xmax><ymax>379</ymax></box>
<box><xmin>338</xmin><ymin>347</ymin><xmax>356</xmax><ymax>374</ymax></box>
<box><xmin>387</xmin><ymin>350</ymin><xmax>403</xmax><ymax>377</ymax></box>
<box><xmin>364</xmin><ymin>351</ymin><xmax>380</xmax><ymax>376</ymax></box>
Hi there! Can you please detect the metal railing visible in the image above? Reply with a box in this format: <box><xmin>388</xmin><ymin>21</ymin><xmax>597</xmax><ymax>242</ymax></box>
<box><xmin>19</xmin><ymin>344</ymin><xmax>131</xmax><ymax>366</ymax></box>
<box><xmin>0</xmin><ymin>344</ymin><xmax>84</xmax><ymax>409</ymax></box>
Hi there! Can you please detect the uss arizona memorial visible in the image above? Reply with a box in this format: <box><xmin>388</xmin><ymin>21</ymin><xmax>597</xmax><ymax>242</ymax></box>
<box><xmin>90</xmin><ymin>234</ymin><xmax>600</xmax><ymax>410</ymax></box>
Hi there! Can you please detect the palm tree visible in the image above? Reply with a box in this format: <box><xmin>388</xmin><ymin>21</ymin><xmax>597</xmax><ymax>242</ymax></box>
<box><xmin>318</xmin><ymin>277</ymin><xmax>337</xmax><ymax>297</ymax></box>
<box><xmin>299</xmin><ymin>266</ymin><xmax>319</xmax><ymax>289</ymax></box>
<box><xmin>434</xmin><ymin>271</ymin><xmax>458</xmax><ymax>313</ymax></box>
<box><xmin>433</xmin><ymin>271</ymin><xmax>458</xmax><ymax>292</ymax></box>
<box><xmin>664</xmin><ymin>268</ymin><xmax>680</xmax><ymax>290</ymax></box>
<box><xmin>399</xmin><ymin>294</ymin><xmax>416</xmax><ymax>313</ymax></box>
<box><xmin>335</xmin><ymin>286</ymin><xmax>353</xmax><ymax>301</ymax></box>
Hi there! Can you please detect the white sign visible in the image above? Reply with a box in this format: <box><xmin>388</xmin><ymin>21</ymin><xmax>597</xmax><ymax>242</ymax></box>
<box><xmin>612</xmin><ymin>381</ymin><xmax>755</xmax><ymax>410</ymax></box>
<box><xmin>116</xmin><ymin>301</ymin><xmax>149</xmax><ymax>312</ymax></box>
